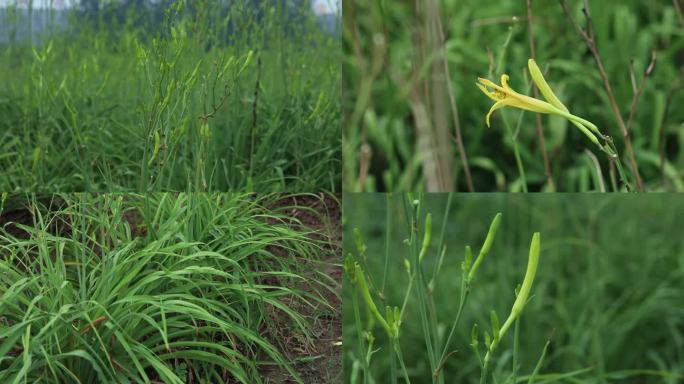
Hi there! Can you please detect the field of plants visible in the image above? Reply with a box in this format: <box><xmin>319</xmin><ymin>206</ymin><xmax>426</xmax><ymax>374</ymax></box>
<box><xmin>343</xmin><ymin>193</ymin><xmax>684</xmax><ymax>383</ymax></box>
<box><xmin>343</xmin><ymin>0</ymin><xmax>684</xmax><ymax>192</ymax></box>
<box><xmin>0</xmin><ymin>192</ymin><xmax>342</xmax><ymax>383</ymax></box>
<box><xmin>0</xmin><ymin>0</ymin><xmax>340</xmax><ymax>191</ymax></box>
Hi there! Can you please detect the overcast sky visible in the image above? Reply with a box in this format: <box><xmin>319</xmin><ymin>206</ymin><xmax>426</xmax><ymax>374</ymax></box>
<box><xmin>0</xmin><ymin>0</ymin><xmax>340</xmax><ymax>14</ymax></box>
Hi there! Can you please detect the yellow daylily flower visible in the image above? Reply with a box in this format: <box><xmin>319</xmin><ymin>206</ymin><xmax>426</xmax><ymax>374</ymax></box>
<box><xmin>476</xmin><ymin>75</ymin><xmax>558</xmax><ymax>127</ymax></box>
<box><xmin>476</xmin><ymin>59</ymin><xmax>603</xmax><ymax>147</ymax></box>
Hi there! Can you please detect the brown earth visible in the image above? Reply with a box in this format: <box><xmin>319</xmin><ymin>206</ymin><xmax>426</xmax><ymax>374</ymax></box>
<box><xmin>260</xmin><ymin>193</ymin><xmax>342</xmax><ymax>383</ymax></box>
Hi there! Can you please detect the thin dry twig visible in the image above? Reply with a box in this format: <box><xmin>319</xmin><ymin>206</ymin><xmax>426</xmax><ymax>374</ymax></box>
<box><xmin>404</xmin><ymin>0</ymin><xmax>453</xmax><ymax>192</ymax></box>
<box><xmin>199</xmin><ymin>83</ymin><xmax>230</xmax><ymax>123</ymax></box>
<box><xmin>559</xmin><ymin>0</ymin><xmax>644</xmax><ymax>191</ymax></box>
<box><xmin>526</xmin><ymin>0</ymin><xmax>554</xmax><ymax>189</ymax></box>
<box><xmin>345</xmin><ymin>0</ymin><xmax>387</xmax><ymax>191</ymax></box>
<box><xmin>674</xmin><ymin>0</ymin><xmax>684</xmax><ymax>29</ymax></box>
<box><xmin>628</xmin><ymin>59</ymin><xmax>638</xmax><ymax>94</ymax></box>
<box><xmin>435</xmin><ymin>6</ymin><xmax>474</xmax><ymax>191</ymax></box>
<box><xmin>471</xmin><ymin>15</ymin><xmax>525</xmax><ymax>28</ymax></box>
<box><xmin>657</xmin><ymin>74</ymin><xmax>684</xmax><ymax>186</ymax></box>
<box><xmin>409</xmin><ymin>87</ymin><xmax>443</xmax><ymax>191</ymax></box>
<box><xmin>356</xmin><ymin>144</ymin><xmax>372</xmax><ymax>191</ymax></box>
<box><xmin>424</xmin><ymin>0</ymin><xmax>455</xmax><ymax>191</ymax></box>
<box><xmin>625</xmin><ymin>50</ymin><xmax>657</xmax><ymax>134</ymax></box>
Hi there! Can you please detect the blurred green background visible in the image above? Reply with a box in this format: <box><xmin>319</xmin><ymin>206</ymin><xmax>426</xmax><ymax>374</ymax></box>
<box><xmin>343</xmin><ymin>193</ymin><xmax>684</xmax><ymax>383</ymax></box>
<box><xmin>343</xmin><ymin>0</ymin><xmax>684</xmax><ymax>192</ymax></box>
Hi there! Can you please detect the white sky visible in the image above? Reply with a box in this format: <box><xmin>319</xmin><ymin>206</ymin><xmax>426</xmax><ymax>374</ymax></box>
<box><xmin>312</xmin><ymin>0</ymin><xmax>339</xmax><ymax>15</ymax></box>
<box><xmin>0</xmin><ymin>0</ymin><xmax>340</xmax><ymax>14</ymax></box>
<box><xmin>0</xmin><ymin>0</ymin><xmax>73</xmax><ymax>8</ymax></box>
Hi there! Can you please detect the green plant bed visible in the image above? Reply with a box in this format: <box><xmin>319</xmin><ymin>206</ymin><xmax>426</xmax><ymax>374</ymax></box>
<box><xmin>0</xmin><ymin>193</ymin><xmax>340</xmax><ymax>383</ymax></box>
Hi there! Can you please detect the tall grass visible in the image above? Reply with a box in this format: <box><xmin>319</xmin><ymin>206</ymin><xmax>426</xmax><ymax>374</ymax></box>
<box><xmin>343</xmin><ymin>193</ymin><xmax>684</xmax><ymax>383</ymax></box>
<box><xmin>0</xmin><ymin>193</ymin><xmax>338</xmax><ymax>383</ymax></box>
<box><xmin>0</xmin><ymin>0</ymin><xmax>340</xmax><ymax>192</ymax></box>
<box><xmin>343</xmin><ymin>0</ymin><xmax>684</xmax><ymax>192</ymax></box>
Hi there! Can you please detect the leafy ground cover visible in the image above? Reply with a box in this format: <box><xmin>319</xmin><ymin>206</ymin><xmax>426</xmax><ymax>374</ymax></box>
<box><xmin>343</xmin><ymin>193</ymin><xmax>684</xmax><ymax>383</ymax></box>
<box><xmin>0</xmin><ymin>0</ymin><xmax>340</xmax><ymax>192</ymax></box>
<box><xmin>0</xmin><ymin>192</ymin><xmax>341</xmax><ymax>383</ymax></box>
<box><xmin>343</xmin><ymin>0</ymin><xmax>684</xmax><ymax>192</ymax></box>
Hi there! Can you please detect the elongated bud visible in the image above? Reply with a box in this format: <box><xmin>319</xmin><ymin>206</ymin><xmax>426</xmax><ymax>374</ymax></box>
<box><xmin>470</xmin><ymin>323</ymin><xmax>479</xmax><ymax>348</ymax></box>
<box><xmin>499</xmin><ymin>232</ymin><xmax>541</xmax><ymax>337</ymax></box>
<box><xmin>527</xmin><ymin>59</ymin><xmax>568</xmax><ymax>113</ymax></box>
<box><xmin>147</xmin><ymin>131</ymin><xmax>161</xmax><ymax>166</ymax></box>
<box><xmin>353</xmin><ymin>228</ymin><xmax>367</xmax><ymax>258</ymax></box>
<box><xmin>462</xmin><ymin>245</ymin><xmax>473</xmax><ymax>273</ymax></box>
<box><xmin>385</xmin><ymin>306</ymin><xmax>400</xmax><ymax>338</ymax></box>
<box><xmin>354</xmin><ymin>263</ymin><xmax>392</xmax><ymax>338</ymax></box>
<box><xmin>200</xmin><ymin>122</ymin><xmax>211</xmax><ymax>140</ymax></box>
<box><xmin>393</xmin><ymin>306</ymin><xmax>401</xmax><ymax>325</ymax></box>
<box><xmin>490</xmin><ymin>310</ymin><xmax>500</xmax><ymax>344</ymax></box>
<box><xmin>510</xmin><ymin>232</ymin><xmax>540</xmax><ymax>316</ymax></box>
<box><xmin>238</xmin><ymin>50</ymin><xmax>253</xmax><ymax>76</ymax></box>
<box><xmin>468</xmin><ymin>213</ymin><xmax>502</xmax><ymax>281</ymax></box>
<box><xmin>343</xmin><ymin>255</ymin><xmax>357</xmax><ymax>283</ymax></box>
<box><xmin>418</xmin><ymin>213</ymin><xmax>432</xmax><ymax>263</ymax></box>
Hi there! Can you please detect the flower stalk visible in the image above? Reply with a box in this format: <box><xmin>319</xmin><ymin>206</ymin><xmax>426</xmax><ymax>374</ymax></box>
<box><xmin>480</xmin><ymin>232</ymin><xmax>541</xmax><ymax>384</ymax></box>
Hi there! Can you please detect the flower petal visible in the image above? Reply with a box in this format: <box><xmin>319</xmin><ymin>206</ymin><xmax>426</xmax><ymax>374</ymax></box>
<box><xmin>501</xmin><ymin>74</ymin><xmax>511</xmax><ymax>89</ymax></box>
<box><xmin>486</xmin><ymin>99</ymin><xmax>510</xmax><ymax>127</ymax></box>
<box><xmin>506</xmin><ymin>93</ymin><xmax>558</xmax><ymax>114</ymax></box>
<box><xmin>497</xmin><ymin>74</ymin><xmax>559</xmax><ymax>114</ymax></box>
<box><xmin>477</xmin><ymin>77</ymin><xmax>506</xmax><ymax>94</ymax></box>
<box><xmin>476</xmin><ymin>83</ymin><xmax>500</xmax><ymax>102</ymax></box>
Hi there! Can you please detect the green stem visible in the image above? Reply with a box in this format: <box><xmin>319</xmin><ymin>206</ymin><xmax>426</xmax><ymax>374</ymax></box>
<box><xmin>403</xmin><ymin>195</ymin><xmax>438</xmax><ymax>383</ymax></box>
<box><xmin>436</xmin><ymin>279</ymin><xmax>469</xmax><ymax>377</ymax></box>
<box><xmin>480</xmin><ymin>349</ymin><xmax>493</xmax><ymax>384</ymax></box>
<box><xmin>502</xmin><ymin>109</ymin><xmax>528</xmax><ymax>192</ymax></box>
<box><xmin>351</xmin><ymin>285</ymin><xmax>369</xmax><ymax>384</ymax></box>
<box><xmin>394</xmin><ymin>341</ymin><xmax>412</xmax><ymax>384</ymax></box>
<box><xmin>512</xmin><ymin>318</ymin><xmax>520</xmax><ymax>383</ymax></box>
<box><xmin>382</xmin><ymin>194</ymin><xmax>392</xmax><ymax>294</ymax></box>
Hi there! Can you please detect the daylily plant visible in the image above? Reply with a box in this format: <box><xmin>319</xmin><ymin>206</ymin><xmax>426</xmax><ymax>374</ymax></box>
<box><xmin>477</xmin><ymin>59</ymin><xmax>615</xmax><ymax>156</ymax></box>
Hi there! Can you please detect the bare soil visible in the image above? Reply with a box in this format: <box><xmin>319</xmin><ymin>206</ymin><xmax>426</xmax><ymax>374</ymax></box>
<box><xmin>260</xmin><ymin>193</ymin><xmax>342</xmax><ymax>383</ymax></box>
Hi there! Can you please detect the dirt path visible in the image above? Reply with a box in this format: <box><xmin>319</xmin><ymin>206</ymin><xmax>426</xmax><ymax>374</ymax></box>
<box><xmin>263</xmin><ymin>193</ymin><xmax>342</xmax><ymax>383</ymax></box>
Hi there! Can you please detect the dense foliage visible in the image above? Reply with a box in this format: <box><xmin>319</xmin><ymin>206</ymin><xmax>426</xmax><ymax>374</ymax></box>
<box><xmin>0</xmin><ymin>193</ymin><xmax>338</xmax><ymax>383</ymax></box>
<box><xmin>343</xmin><ymin>0</ymin><xmax>684</xmax><ymax>192</ymax></box>
<box><xmin>343</xmin><ymin>193</ymin><xmax>684</xmax><ymax>383</ymax></box>
<box><xmin>0</xmin><ymin>0</ymin><xmax>340</xmax><ymax>191</ymax></box>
